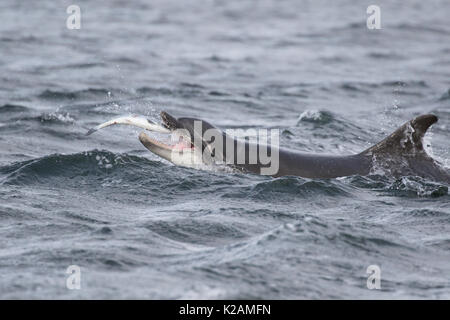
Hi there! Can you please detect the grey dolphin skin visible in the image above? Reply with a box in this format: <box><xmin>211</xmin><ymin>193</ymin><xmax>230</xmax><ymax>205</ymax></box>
<box><xmin>137</xmin><ymin>112</ymin><xmax>450</xmax><ymax>183</ymax></box>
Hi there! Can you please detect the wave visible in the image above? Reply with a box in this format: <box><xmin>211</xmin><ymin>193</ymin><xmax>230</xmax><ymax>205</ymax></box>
<box><xmin>137</xmin><ymin>83</ymin><xmax>230</xmax><ymax>99</ymax></box>
<box><xmin>222</xmin><ymin>176</ymin><xmax>350</xmax><ymax>201</ymax></box>
<box><xmin>297</xmin><ymin>109</ymin><xmax>334</xmax><ymax>125</ymax></box>
<box><xmin>240</xmin><ymin>172</ymin><xmax>447</xmax><ymax>201</ymax></box>
<box><xmin>0</xmin><ymin>150</ymin><xmax>157</xmax><ymax>186</ymax></box>
<box><xmin>294</xmin><ymin>109</ymin><xmax>370</xmax><ymax>146</ymax></box>
<box><xmin>0</xmin><ymin>104</ymin><xmax>30</xmax><ymax>113</ymax></box>
<box><xmin>136</xmin><ymin>83</ymin><xmax>205</xmax><ymax>98</ymax></box>
<box><xmin>367</xmin><ymin>52</ymin><xmax>405</xmax><ymax>60</ymax></box>
<box><xmin>339</xmin><ymin>80</ymin><xmax>428</xmax><ymax>93</ymax></box>
<box><xmin>342</xmin><ymin>174</ymin><xmax>448</xmax><ymax>198</ymax></box>
<box><xmin>1</xmin><ymin>149</ymin><xmax>447</xmax><ymax>199</ymax></box>
<box><xmin>15</xmin><ymin>112</ymin><xmax>76</xmax><ymax>125</ymax></box>
<box><xmin>406</xmin><ymin>209</ymin><xmax>450</xmax><ymax>219</ymax></box>
<box><xmin>0</xmin><ymin>151</ymin><xmax>238</xmax><ymax>202</ymax></box>
<box><xmin>143</xmin><ymin>218</ymin><xmax>248</xmax><ymax>246</ymax></box>
<box><xmin>393</xmin><ymin>23</ymin><xmax>450</xmax><ymax>35</ymax></box>
<box><xmin>37</xmin><ymin>88</ymin><xmax>118</xmax><ymax>101</ymax></box>
<box><xmin>223</xmin><ymin>215</ymin><xmax>411</xmax><ymax>264</ymax></box>
<box><xmin>387</xmin><ymin>176</ymin><xmax>448</xmax><ymax>198</ymax></box>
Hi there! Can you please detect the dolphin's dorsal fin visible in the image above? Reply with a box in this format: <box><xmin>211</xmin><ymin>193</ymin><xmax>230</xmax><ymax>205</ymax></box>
<box><xmin>361</xmin><ymin>114</ymin><xmax>438</xmax><ymax>157</ymax></box>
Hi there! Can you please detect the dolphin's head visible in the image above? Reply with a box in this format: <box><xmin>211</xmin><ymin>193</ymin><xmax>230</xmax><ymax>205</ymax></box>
<box><xmin>138</xmin><ymin>111</ymin><xmax>220</xmax><ymax>167</ymax></box>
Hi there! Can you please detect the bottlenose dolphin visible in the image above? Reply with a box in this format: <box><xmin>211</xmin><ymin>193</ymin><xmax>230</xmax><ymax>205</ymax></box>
<box><xmin>87</xmin><ymin>112</ymin><xmax>450</xmax><ymax>183</ymax></box>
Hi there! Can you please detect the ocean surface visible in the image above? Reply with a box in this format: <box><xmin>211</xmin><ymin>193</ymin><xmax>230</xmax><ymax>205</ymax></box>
<box><xmin>1</xmin><ymin>0</ymin><xmax>450</xmax><ymax>299</ymax></box>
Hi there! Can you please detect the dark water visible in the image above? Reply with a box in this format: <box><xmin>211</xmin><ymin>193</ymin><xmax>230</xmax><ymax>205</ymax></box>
<box><xmin>1</xmin><ymin>0</ymin><xmax>450</xmax><ymax>299</ymax></box>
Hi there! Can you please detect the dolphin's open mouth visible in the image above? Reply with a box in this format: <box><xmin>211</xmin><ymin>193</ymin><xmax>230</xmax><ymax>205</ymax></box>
<box><xmin>139</xmin><ymin>111</ymin><xmax>194</xmax><ymax>153</ymax></box>
<box><xmin>139</xmin><ymin>133</ymin><xmax>193</xmax><ymax>151</ymax></box>
<box><xmin>85</xmin><ymin>111</ymin><xmax>206</xmax><ymax>165</ymax></box>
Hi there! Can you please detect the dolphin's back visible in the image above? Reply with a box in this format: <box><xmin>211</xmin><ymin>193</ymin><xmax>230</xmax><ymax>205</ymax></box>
<box><xmin>358</xmin><ymin>114</ymin><xmax>450</xmax><ymax>183</ymax></box>
<box><xmin>275</xmin><ymin>151</ymin><xmax>371</xmax><ymax>178</ymax></box>
<box><xmin>238</xmin><ymin>114</ymin><xmax>449</xmax><ymax>182</ymax></box>
<box><xmin>360</xmin><ymin>114</ymin><xmax>437</xmax><ymax>158</ymax></box>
